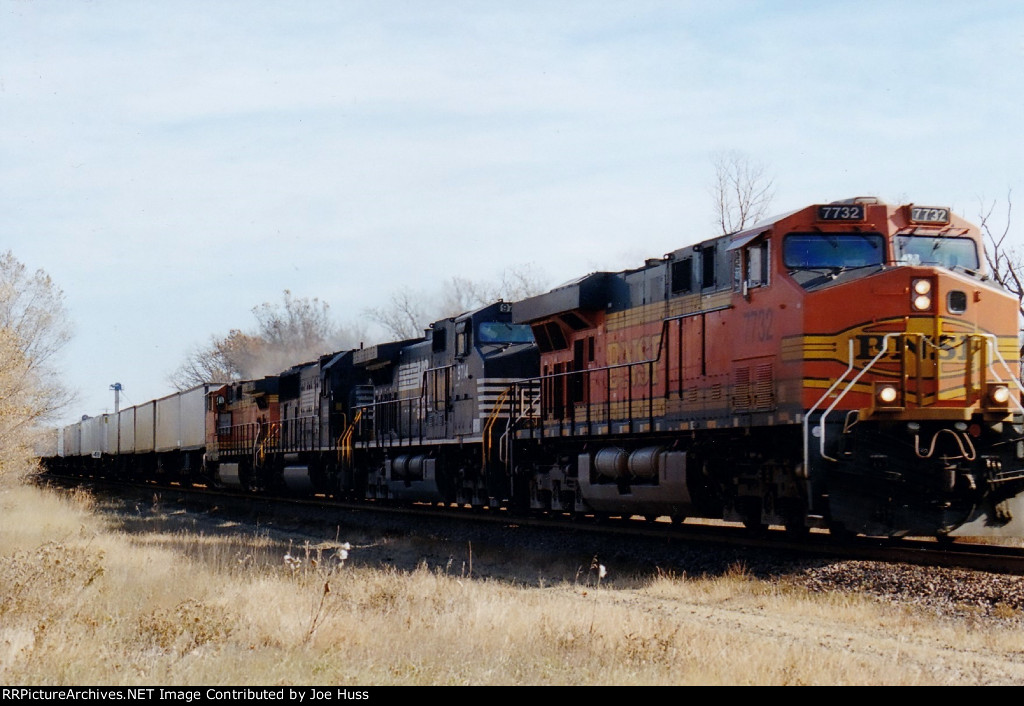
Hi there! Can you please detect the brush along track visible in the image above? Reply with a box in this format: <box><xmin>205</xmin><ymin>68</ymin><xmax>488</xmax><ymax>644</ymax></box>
<box><xmin>38</xmin><ymin>472</ymin><xmax>1024</xmax><ymax>624</ymax></box>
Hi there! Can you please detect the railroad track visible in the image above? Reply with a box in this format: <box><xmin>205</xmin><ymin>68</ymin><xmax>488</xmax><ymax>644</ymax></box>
<box><xmin>38</xmin><ymin>472</ymin><xmax>1024</xmax><ymax>579</ymax></box>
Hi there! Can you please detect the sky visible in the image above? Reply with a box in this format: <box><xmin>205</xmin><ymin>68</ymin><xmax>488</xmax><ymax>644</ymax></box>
<box><xmin>2</xmin><ymin>0</ymin><xmax>1022</xmax><ymax>426</ymax></box>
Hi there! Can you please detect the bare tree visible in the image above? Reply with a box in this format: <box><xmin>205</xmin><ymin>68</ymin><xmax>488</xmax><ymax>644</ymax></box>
<box><xmin>494</xmin><ymin>264</ymin><xmax>549</xmax><ymax>302</ymax></box>
<box><xmin>979</xmin><ymin>190</ymin><xmax>1024</xmax><ymax>319</ymax></box>
<box><xmin>170</xmin><ymin>290</ymin><xmax>361</xmax><ymax>389</ymax></box>
<box><xmin>177</xmin><ymin>268</ymin><xmax>554</xmax><ymax>389</ymax></box>
<box><xmin>0</xmin><ymin>251</ymin><xmax>73</xmax><ymax>476</ymax></box>
<box><xmin>438</xmin><ymin>276</ymin><xmax>488</xmax><ymax>321</ymax></box>
<box><xmin>364</xmin><ymin>287</ymin><xmax>430</xmax><ymax>341</ymax></box>
<box><xmin>366</xmin><ymin>265</ymin><xmax>550</xmax><ymax>340</ymax></box>
<box><xmin>170</xmin><ymin>329</ymin><xmax>267</xmax><ymax>388</ymax></box>
<box><xmin>253</xmin><ymin>290</ymin><xmax>340</xmax><ymax>351</ymax></box>
<box><xmin>710</xmin><ymin>150</ymin><xmax>776</xmax><ymax>235</ymax></box>
<box><xmin>438</xmin><ymin>265</ymin><xmax>549</xmax><ymax>319</ymax></box>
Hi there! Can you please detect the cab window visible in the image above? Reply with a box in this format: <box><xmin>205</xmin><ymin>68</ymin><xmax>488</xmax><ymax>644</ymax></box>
<box><xmin>784</xmin><ymin>233</ymin><xmax>884</xmax><ymax>269</ymax></box>
<box><xmin>455</xmin><ymin>321</ymin><xmax>471</xmax><ymax>357</ymax></box>
<box><xmin>747</xmin><ymin>240</ymin><xmax>768</xmax><ymax>288</ymax></box>
<box><xmin>477</xmin><ymin>322</ymin><xmax>535</xmax><ymax>344</ymax></box>
<box><xmin>893</xmin><ymin>235</ymin><xmax>979</xmax><ymax>270</ymax></box>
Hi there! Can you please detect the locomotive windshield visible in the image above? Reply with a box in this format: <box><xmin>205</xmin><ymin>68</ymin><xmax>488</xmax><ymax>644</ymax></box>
<box><xmin>784</xmin><ymin>233</ymin><xmax>885</xmax><ymax>270</ymax></box>
<box><xmin>893</xmin><ymin>235</ymin><xmax>979</xmax><ymax>271</ymax></box>
<box><xmin>477</xmin><ymin>322</ymin><xmax>535</xmax><ymax>344</ymax></box>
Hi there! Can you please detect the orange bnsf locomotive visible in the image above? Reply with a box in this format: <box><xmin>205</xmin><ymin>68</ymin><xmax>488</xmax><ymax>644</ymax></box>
<box><xmin>506</xmin><ymin>197</ymin><xmax>1024</xmax><ymax>538</ymax></box>
<box><xmin>47</xmin><ymin>198</ymin><xmax>1024</xmax><ymax>539</ymax></box>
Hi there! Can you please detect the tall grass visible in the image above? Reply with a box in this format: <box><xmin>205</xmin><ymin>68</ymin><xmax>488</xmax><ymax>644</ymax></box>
<box><xmin>2</xmin><ymin>480</ymin><xmax>1023</xmax><ymax>685</ymax></box>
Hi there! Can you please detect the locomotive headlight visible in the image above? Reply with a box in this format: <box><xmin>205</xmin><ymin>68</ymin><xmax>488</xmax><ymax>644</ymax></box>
<box><xmin>986</xmin><ymin>383</ymin><xmax>1011</xmax><ymax>408</ymax></box>
<box><xmin>911</xmin><ymin>278</ymin><xmax>933</xmax><ymax>311</ymax></box>
<box><xmin>875</xmin><ymin>383</ymin><xmax>901</xmax><ymax>407</ymax></box>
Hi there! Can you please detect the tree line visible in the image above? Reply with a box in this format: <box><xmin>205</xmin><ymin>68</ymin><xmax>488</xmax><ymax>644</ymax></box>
<box><xmin>167</xmin><ymin>265</ymin><xmax>550</xmax><ymax>390</ymax></box>
<box><xmin>0</xmin><ymin>252</ymin><xmax>72</xmax><ymax>478</ymax></box>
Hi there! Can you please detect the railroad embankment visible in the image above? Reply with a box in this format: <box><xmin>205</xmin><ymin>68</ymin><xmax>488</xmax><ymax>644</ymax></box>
<box><xmin>4</xmin><ymin>479</ymin><xmax>1024</xmax><ymax>686</ymax></box>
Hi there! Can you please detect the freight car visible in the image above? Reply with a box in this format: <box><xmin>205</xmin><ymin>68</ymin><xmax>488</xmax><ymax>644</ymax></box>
<box><xmin>57</xmin><ymin>383</ymin><xmax>222</xmax><ymax>483</ymax></box>
<box><xmin>45</xmin><ymin>198</ymin><xmax>1024</xmax><ymax>539</ymax></box>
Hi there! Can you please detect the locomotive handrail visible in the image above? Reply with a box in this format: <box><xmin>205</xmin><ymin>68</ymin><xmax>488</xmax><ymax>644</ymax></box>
<box><xmin>984</xmin><ymin>334</ymin><xmax>1024</xmax><ymax>414</ymax></box>
<box><xmin>803</xmin><ymin>338</ymin><xmax>858</xmax><ymax>468</ymax></box>
<box><xmin>893</xmin><ymin>331</ymin><xmax>1024</xmax><ymax>413</ymax></box>
<box><xmin>516</xmin><ymin>305</ymin><xmax>734</xmax><ymax>436</ymax></box>
<box><xmin>498</xmin><ymin>392</ymin><xmax>520</xmax><ymax>464</ymax></box>
<box><xmin>820</xmin><ymin>333</ymin><xmax>899</xmax><ymax>461</ymax></box>
<box><xmin>215</xmin><ymin>421</ymin><xmax>263</xmax><ymax>460</ymax></box>
<box><xmin>257</xmin><ymin>421</ymin><xmax>275</xmax><ymax>466</ymax></box>
<box><xmin>420</xmin><ymin>364</ymin><xmax>453</xmax><ymax>434</ymax></box>
<box><xmin>351</xmin><ymin>306</ymin><xmax>732</xmax><ymax>446</ymax></box>
<box><xmin>804</xmin><ymin>331</ymin><xmax>1024</xmax><ymax>469</ymax></box>
<box><xmin>357</xmin><ymin>396</ymin><xmax>424</xmax><ymax>449</ymax></box>
<box><xmin>508</xmin><ymin>380</ymin><xmax>542</xmax><ymax>429</ymax></box>
<box><xmin>339</xmin><ymin>408</ymin><xmax>363</xmax><ymax>468</ymax></box>
<box><xmin>482</xmin><ymin>386</ymin><xmax>512</xmax><ymax>471</ymax></box>
<box><xmin>809</xmin><ymin>334</ymin><xmax>898</xmax><ymax>463</ymax></box>
<box><xmin>497</xmin><ymin>381</ymin><xmax>542</xmax><ymax>479</ymax></box>
<box><xmin>515</xmin><ymin>358</ymin><xmax>655</xmax><ymax>436</ymax></box>
<box><xmin>334</xmin><ymin>412</ymin><xmax>346</xmax><ymax>462</ymax></box>
<box><xmin>273</xmin><ymin>414</ymin><xmax>320</xmax><ymax>453</ymax></box>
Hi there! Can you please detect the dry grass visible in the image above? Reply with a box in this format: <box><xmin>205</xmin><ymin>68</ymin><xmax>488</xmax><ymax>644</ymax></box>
<box><xmin>3</xmin><ymin>480</ymin><xmax>1024</xmax><ymax>685</ymax></box>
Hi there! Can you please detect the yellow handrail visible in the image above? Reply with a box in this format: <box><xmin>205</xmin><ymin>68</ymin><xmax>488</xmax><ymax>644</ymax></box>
<box><xmin>481</xmin><ymin>386</ymin><xmax>512</xmax><ymax>471</ymax></box>
<box><xmin>340</xmin><ymin>408</ymin><xmax>363</xmax><ymax>469</ymax></box>
<box><xmin>256</xmin><ymin>421</ymin><xmax>280</xmax><ymax>466</ymax></box>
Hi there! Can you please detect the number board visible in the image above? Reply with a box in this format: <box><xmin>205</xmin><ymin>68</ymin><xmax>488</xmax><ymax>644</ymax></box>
<box><xmin>816</xmin><ymin>204</ymin><xmax>865</xmax><ymax>222</ymax></box>
<box><xmin>907</xmin><ymin>205</ymin><xmax>950</xmax><ymax>225</ymax></box>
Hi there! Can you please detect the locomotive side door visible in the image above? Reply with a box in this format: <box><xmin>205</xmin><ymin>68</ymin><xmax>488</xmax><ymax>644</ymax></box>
<box><xmin>681</xmin><ymin>314</ymin><xmax>706</xmax><ymax>396</ymax></box>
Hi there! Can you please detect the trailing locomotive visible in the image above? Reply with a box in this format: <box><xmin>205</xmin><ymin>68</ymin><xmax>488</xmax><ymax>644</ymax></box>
<box><xmin>46</xmin><ymin>198</ymin><xmax>1024</xmax><ymax>539</ymax></box>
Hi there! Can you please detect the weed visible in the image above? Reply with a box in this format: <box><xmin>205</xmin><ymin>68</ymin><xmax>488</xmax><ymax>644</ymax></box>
<box><xmin>0</xmin><ymin>540</ymin><xmax>104</xmax><ymax>618</ymax></box>
<box><xmin>588</xmin><ymin>555</ymin><xmax>608</xmax><ymax>587</ymax></box>
<box><xmin>138</xmin><ymin>599</ymin><xmax>233</xmax><ymax>654</ymax></box>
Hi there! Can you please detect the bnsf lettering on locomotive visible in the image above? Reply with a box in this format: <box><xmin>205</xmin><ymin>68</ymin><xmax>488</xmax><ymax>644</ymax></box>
<box><xmin>854</xmin><ymin>333</ymin><xmax>966</xmax><ymax>361</ymax></box>
<box><xmin>606</xmin><ymin>336</ymin><xmax>656</xmax><ymax>367</ymax></box>
<box><xmin>606</xmin><ymin>335</ymin><xmax>659</xmax><ymax>389</ymax></box>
